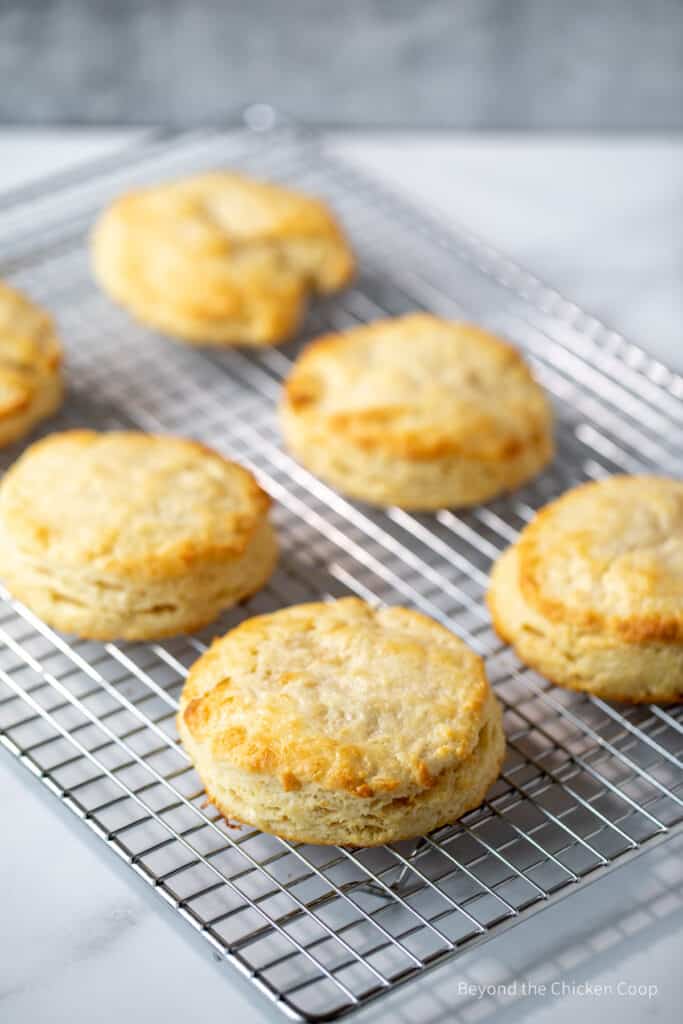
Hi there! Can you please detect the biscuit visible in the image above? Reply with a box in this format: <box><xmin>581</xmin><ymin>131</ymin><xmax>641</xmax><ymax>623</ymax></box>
<box><xmin>177</xmin><ymin>597</ymin><xmax>505</xmax><ymax>846</ymax></box>
<box><xmin>487</xmin><ymin>475</ymin><xmax>683</xmax><ymax>704</ymax></box>
<box><xmin>0</xmin><ymin>430</ymin><xmax>278</xmax><ymax>640</ymax></box>
<box><xmin>92</xmin><ymin>172</ymin><xmax>354</xmax><ymax>346</ymax></box>
<box><xmin>280</xmin><ymin>314</ymin><xmax>553</xmax><ymax>509</ymax></box>
<box><xmin>0</xmin><ymin>281</ymin><xmax>63</xmax><ymax>447</ymax></box>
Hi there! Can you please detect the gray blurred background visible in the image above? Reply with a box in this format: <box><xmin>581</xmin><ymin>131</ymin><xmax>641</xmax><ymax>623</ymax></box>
<box><xmin>1</xmin><ymin>0</ymin><xmax>682</xmax><ymax>128</ymax></box>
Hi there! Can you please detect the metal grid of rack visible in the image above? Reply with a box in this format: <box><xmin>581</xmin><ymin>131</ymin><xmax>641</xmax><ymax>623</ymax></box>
<box><xmin>0</xmin><ymin>115</ymin><xmax>681</xmax><ymax>1022</ymax></box>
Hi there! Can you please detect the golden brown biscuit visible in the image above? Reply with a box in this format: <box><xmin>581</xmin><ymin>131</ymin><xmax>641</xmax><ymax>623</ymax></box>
<box><xmin>0</xmin><ymin>430</ymin><xmax>278</xmax><ymax>640</ymax></box>
<box><xmin>280</xmin><ymin>314</ymin><xmax>553</xmax><ymax>509</ymax></box>
<box><xmin>91</xmin><ymin>172</ymin><xmax>354</xmax><ymax>346</ymax></box>
<box><xmin>488</xmin><ymin>475</ymin><xmax>683</xmax><ymax>703</ymax></box>
<box><xmin>0</xmin><ymin>281</ymin><xmax>63</xmax><ymax>446</ymax></box>
<box><xmin>177</xmin><ymin>598</ymin><xmax>506</xmax><ymax>846</ymax></box>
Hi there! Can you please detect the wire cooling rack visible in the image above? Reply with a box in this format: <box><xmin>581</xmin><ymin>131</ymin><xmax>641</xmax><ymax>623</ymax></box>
<box><xmin>1</xmin><ymin>111</ymin><xmax>682</xmax><ymax>1023</ymax></box>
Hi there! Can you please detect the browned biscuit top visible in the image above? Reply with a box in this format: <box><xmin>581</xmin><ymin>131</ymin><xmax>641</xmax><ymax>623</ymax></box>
<box><xmin>0</xmin><ymin>281</ymin><xmax>62</xmax><ymax>421</ymax></box>
<box><xmin>179</xmin><ymin>597</ymin><xmax>491</xmax><ymax>799</ymax></box>
<box><xmin>0</xmin><ymin>430</ymin><xmax>271</xmax><ymax>580</ymax></box>
<box><xmin>517</xmin><ymin>475</ymin><xmax>683</xmax><ymax>644</ymax></box>
<box><xmin>282</xmin><ymin>314</ymin><xmax>551</xmax><ymax>462</ymax></box>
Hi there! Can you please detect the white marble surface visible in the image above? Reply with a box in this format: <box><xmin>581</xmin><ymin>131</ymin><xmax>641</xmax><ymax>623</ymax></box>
<box><xmin>0</xmin><ymin>132</ymin><xmax>681</xmax><ymax>1024</ymax></box>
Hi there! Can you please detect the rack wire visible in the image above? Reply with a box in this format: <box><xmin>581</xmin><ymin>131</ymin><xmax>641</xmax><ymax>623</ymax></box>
<box><xmin>0</xmin><ymin>112</ymin><xmax>681</xmax><ymax>1022</ymax></box>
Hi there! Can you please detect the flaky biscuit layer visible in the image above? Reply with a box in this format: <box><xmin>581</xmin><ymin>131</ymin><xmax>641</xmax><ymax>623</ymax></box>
<box><xmin>488</xmin><ymin>476</ymin><xmax>683</xmax><ymax>704</ymax></box>
<box><xmin>0</xmin><ymin>431</ymin><xmax>278</xmax><ymax>639</ymax></box>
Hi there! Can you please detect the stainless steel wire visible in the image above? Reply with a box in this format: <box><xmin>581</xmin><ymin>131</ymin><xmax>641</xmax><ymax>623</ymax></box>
<box><xmin>0</xmin><ymin>115</ymin><xmax>681</xmax><ymax>1022</ymax></box>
